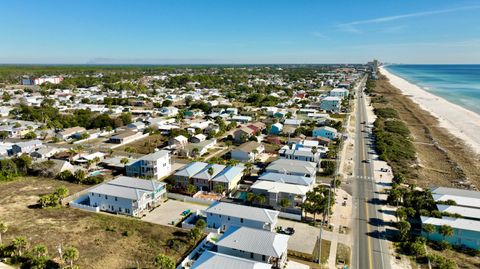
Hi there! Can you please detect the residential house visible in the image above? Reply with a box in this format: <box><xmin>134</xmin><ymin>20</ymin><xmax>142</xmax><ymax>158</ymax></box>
<box><xmin>192</xmin><ymin>164</ymin><xmax>226</xmax><ymax>191</ymax></box>
<box><xmin>258</xmin><ymin>172</ymin><xmax>314</xmax><ymax>188</ymax></box>
<box><xmin>210</xmin><ymin>166</ymin><xmax>244</xmax><ymax>193</ymax></box>
<box><xmin>180</xmin><ymin>139</ymin><xmax>217</xmax><ymax>157</ymax></box>
<box><xmin>234</xmin><ymin>127</ymin><xmax>254</xmax><ymax>143</ymax></box>
<box><xmin>126</xmin><ymin>150</ymin><xmax>171</xmax><ymax>180</ymax></box>
<box><xmin>205</xmin><ymin>202</ymin><xmax>279</xmax><ymax>232</ymax></box>
<box><xmin>55</xmin><ymin>127</ymin><xmax>87</xmax><ymax>140</ymax></box>
<box><xmin>168</xmin><ymin>135</ymin><xmax>188</xmax><ymax>148</ymax></box>
<box><xmin>251</xmin><ymin>180</ymin><xmax>308</xmax><ymax>213</ymax></box>
<box><xmin>265</xmin><ymin>159</ymin><xmax>317</xmax><ymax>178</ymax></box>
<box><xmin>11</xmin><ymin>140</ymin><xmax>42</xmax><ymax>155</ymax></box>
<box><xmin>191</xmin><ymin>133</ymin><xmax>207</xmax><ymax>143</ymax></box>
<box><xmin>283</xmin><ymin>119</ymin><xmax>303</xmax><ymax>127</ymax></box>
<box><xmin>158</xmin><ymin>106</ymin><xmax>179</xmax><ymax>117</ymax></box>
<box><xmin>191</xmin><ymin>251</ymin><xmax>271</xmax><ymax>269</ymax></box>
<box><xmin>172</xmin><ymin>162</ymin><xmax>209</xmax><ymax>188</ymax></box>
<box><xmin>329</xmin><ymin>88</ymin><xmax>349</xmax><ymax>98</ymax></box>
<box><xmin>420</xmin><ymin>187</ymin><xmax>480</xmax><ymax>250</ymax></box>
<box><xmin>231</xmin><ymin>141</ymin><xmax>264</xmax><ymax>162</ymax></box>
<box><xmin>269</xmin><ymin>122</ymin><xmax>283</xmax><ymax>135</ymax></box>
<box><xmin>231</xmin><ymin>115</ymin><xmax>252</xmax><ymax>124</ymax></box>
<box><xmin>30</xmin><ymin>146</ymin><xmax>60</xmax><ymax>159</ymax></box>
<box><xmin>320</xmin><ymin>96</ymin><xmax>342</xmax><ymax>113</ymax></box>
<box><xmin>126</xmin><ymin>121</ymin><xmax>146</xmax><ymax>132</ymax></box>
<box><xmin>313</xmin><ymin>126</ymin><xmax>338</xmax><ymax>140</ymax></box>
<box><xmin>216</xmin><ymin>226</ymin><xmax>289</xmax><ymax>268</ymax></box>
<box><xmin>87</xmin><ymin>176</ymin><xmax>167</xmax><ymax>216</ymax></box>
<box><xmin>109</xmin><ymin>130</ymin><xmax>144</xmax><ymax>144</ymax></box>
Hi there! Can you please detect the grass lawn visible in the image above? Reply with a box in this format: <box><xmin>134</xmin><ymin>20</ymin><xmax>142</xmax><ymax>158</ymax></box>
<box><xmin>0</xmin><ymin>177</ymin><xmax>198</xmax><ymax>268</ymax></box>
<box><xmin>335</xmin><ymin>243</ymin><xmax>350</xmax><ymax>267</ymax></box>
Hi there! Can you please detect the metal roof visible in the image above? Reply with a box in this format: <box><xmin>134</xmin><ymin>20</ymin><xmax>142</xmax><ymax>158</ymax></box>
<box><xmin>140</xmin><ymin>150</ymin><xmax>170</xmax><ymax>161</ymax></box>
<box><xmin>108</xmin><ymin>176</ymin><xmax>164</xmax><ymax>191</ymax></box>
<box><xmin>251</xmin><ymin>180</ymin><xmax>309</xmax><ymax>196</ymax></box>
<box><xmin>212</xmin><ymin>166</ymin><xmax>244</xmax><ymax>183</ymax></box>
<box><xmin>421</xmin><ymin>216</ymin><xmax>480</xmax><ymax>233</ymax></box>
<box><xmin>174</xmin><ymin>162</ymin><xmax>209</xmax><ymax>178</ymax></box>
<box><xmin>217</xmin><ymin>226</ymin><xmax>289</xmax><ymax>258</ymax></box>
<box><xmin>205</xmin><ymin>202</ymin><xmax>279</xmax><ymax>224</ymax></box>
<box><xmin>191</xmin><ymin>251</ymin><xmax>271</xmax><ymax>269</ymax></box>
<box><xmin>437</xmin><ymin>204</ymin><xmax>480</xmax><ymax>221</ymax></box>
<box><xmin>193</xmin><ymin>164</ymin><xmax>227</xmax><ymax>180</ymax></box>
<box><xmin>259</xmin><ymin>172</ymin><xmax>313</xmax><ymax>186</ymax></box>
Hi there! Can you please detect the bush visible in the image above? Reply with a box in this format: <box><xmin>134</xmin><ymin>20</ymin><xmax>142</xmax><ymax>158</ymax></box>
<box><xmin>374</xmin><ymin>107</ymin><xmax>399</xmax><ymax>119</ymax></box>
<box><xmin>320</xmin><ymin>160</ymin><xmax>336</xmax><ymax>176</ymax></box>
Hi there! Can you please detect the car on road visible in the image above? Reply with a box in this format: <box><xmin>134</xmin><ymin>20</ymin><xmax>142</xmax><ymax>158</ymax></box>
<box><xmin>362</xmin><ymin>159</ymin><xmax>371</xmax><ymax>163</ymax></box>
<box><xmin>361</xmin><ymin>121</ymin><xmax>366</xmax><ymax>124</ymax></box>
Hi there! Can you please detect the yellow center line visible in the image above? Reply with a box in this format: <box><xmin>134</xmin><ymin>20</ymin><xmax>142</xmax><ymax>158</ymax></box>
<box><xmin>360</xmin><ymin>93</ymin><xmax>374</xmax><ymax>269</ymax></box>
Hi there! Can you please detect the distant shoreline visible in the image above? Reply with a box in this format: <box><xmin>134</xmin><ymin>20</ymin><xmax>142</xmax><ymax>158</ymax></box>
<box><xmin>379</xmin><ymin>66</ymin><xmax>480</xmax><ymax>155</ymax></box>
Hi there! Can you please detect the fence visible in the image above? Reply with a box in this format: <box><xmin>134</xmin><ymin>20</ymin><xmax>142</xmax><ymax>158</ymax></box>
<box><xmin>69</xmin><ymin>195</ymin><xmax>100</xmax><ymax>213</ymax></box>
<box><xmin>278</xmin><ymin>211</ymin><xmax>302</xmax><ymax>221</ymax></box>
<box><xmin>167</xmin><ymin>193</ymin><xmax>215</xmax><ymax>206</ymax></box>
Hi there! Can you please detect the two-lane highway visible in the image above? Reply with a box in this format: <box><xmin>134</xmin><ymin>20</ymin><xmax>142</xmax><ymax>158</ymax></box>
<box><xmin>352</xmin><ymin>76</ymin><xmax>391</xmax><ymax>269</ymax></box>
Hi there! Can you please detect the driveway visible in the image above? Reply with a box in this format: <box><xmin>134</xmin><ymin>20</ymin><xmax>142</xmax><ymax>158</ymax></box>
<box><xmin>142</xmin><ymin>199</ymin><xmax>208</xmax><ymax>226</ymax></box>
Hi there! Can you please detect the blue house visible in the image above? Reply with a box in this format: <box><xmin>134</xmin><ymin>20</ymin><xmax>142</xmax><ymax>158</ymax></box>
<box><xmin>421</xmin><ymin>216</ymin><xmax>480</xmax><ymax>250</ymax></box>
<box><xmin>270</xmin><ymin>123</ymin><xmax>283</xmax><ymax>135</ymax></box>
<box><xmin>320</xmin><ymin>96</ymin><xmax>342</xmax><ymax>112</ymax></box>
<box><xmin>312</xmin><ymin>126</ymin><xmax>338</xmax><ymax>140</ymax></box>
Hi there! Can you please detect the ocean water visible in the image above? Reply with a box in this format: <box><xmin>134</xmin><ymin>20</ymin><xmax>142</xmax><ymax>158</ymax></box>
<box><xmin>385</xmin><ymin>64</ymin><xmax>480</xmax><ymax>115</ymax></box>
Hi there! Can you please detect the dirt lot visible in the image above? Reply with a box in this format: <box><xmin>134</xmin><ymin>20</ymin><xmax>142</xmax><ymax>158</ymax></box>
<box><xmin>0</xmin><ymin>177</ymin><xmax>197</xmax><ymax>268</ymax></box>
<box><xmin>114</xmin><ymin>134</ymin><xmax>167</xmax><ymax>155</ymax></box>
<box><xmin>374</xmin><ymin>76</ymin><xmax>480</xmax><ymax>188</ymax></box>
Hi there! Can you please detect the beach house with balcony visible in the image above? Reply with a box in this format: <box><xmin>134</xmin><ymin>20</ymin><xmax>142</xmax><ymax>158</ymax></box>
<box><xmin>125</xmin><ymin>150</ymin><xmax>171</xmax><ymax>180</ymax></box>
<box><xmin>87</xmin><ymin>176</ymin><xmax>167</xmax><ymax>216</ymax></box>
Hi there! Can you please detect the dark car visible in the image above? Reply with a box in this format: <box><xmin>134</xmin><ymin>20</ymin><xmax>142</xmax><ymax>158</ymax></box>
<box><xmin>362</xmin><ymin>159</ymin><xmax>371</xmax><ymax>163</ymax></box>
<box><xmin>284</xmin><ymin>227</ymin><xmax>295</xmax><ymax>235</ymax></box>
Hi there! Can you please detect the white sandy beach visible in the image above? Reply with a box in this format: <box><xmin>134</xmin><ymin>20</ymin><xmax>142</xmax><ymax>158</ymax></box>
<box><xmin>379</xmin><ymin>66</ymin><xmax>480</xmax><ymax>155</ymax></box>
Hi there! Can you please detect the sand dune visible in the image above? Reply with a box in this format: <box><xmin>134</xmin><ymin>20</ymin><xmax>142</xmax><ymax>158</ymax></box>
<box><xmin>379</xmin><ymin>66</ymin><xmax>480</xmax><ymax>155</ymax></box>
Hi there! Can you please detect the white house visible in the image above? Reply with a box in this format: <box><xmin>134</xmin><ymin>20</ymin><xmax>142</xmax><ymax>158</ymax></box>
<box><xmin>265</xmin><ymin>159</ymin><xmax>317</xmax><ymax>178</ymax></box>
<box><xmin>231</xmin><ymin>141</ymin><xmax>264</xmax><ymax>162</ymax></box>
<box><xmin>192</xmin><ymin>251</ymin><xmax>271</xmax><ymax>269</ymax></box>
<box><xmin>11</xmin><ymin>140</ymin><xmax>42</xmax><ymax>155</ymax></box>
<box><xmin>251</xmin><ymin>180</ymin><xmax>309</xmax><ymax>213</ymax></box>
<box><xmin>205</xmin><ymin>202</ymin><xmax>279</xmax><ymax>232</ymax></box>
<box><xmin>87</xmin><ymin>176</ymin><xmax>167</xmax><ymax>216</ymax></box>
<box><xmin>126</xmin><ymin>150</ymin><xmax>171</xmax><ymax>180</ymax></box>
<box><xmin>216</xmin><ymin>226</ymin><xmax>289</xmax><ymax>268</ymax></box>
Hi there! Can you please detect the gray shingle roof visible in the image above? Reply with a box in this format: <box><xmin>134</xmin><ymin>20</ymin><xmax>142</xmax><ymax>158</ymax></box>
<box><xmin>217</xmin><ymin>226</ymin><xmax>289</xmax><ymax>258</ymax></box>
<box><xmin>192</xmin><ymin>164</ymin><xmax>226</xmax><ymax>180</ymax></box>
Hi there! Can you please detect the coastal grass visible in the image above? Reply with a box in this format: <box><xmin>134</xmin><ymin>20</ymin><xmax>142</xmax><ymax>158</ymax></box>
<box><xmin>372</xmin><ymin>74</ymin><xmax>480</xmax><ymax>187</ymax></box>
<box><xmin>0</xmin><ymin>177</ymin><xmax>196</xmax><ymax>268</ymax></box>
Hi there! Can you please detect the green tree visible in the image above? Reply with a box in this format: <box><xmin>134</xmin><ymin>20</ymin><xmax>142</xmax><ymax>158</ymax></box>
<box><xmin>213</xmin><ymin>184</ymin><xmax>225</xmax><ymax>194</ymax></box>
<box><xmin>395</xmin><ymin>207</ymin><xmax>407</xmax><ymax>222</ymax></box>
<box><xmin>154</xmin><ymin>253</ymin><xmax>175</xmax><ymax>269</ymax></box>
<box><xmin>62</xmin><ymin>246</ymin><xmax>79</xmax><ymax>268</ymax></box>
<box><xmin>186</xmin><ymin>184</ymin><xmax>197</xmax><ymax>195</ymax></box>
<box><xmin>12</xmin><ymin>236</ymin><xmax>29</xmax><ymax>256</ymax></box>
<box><xmin>397</xmin><ymin>220</ymin><xmax>411</xmax><ymax>242</ymax></box>
<box><xmin>279</xmin><ymin>198</ymin><xmax>290</xmax><ymax>208</ymax></box>
<box><xmin>24</xmin><ymin>131</ymin><xmax>37</xmax><ymax>139</ymax></box>
<box><xmin>439</xmin><ymin>225</ymin><xmax>454</xmax><ymax>240</ymax></box>
<box><xmin>423</xmin><ymin>223</ymin><xmax>436</xmax><ymax>241</ymax></box>
<box><xmin>32</xmin><ymin>244</ymin><xmax>48</xmax><ymax>258</ymax></box>
<box><xmin>195</xmin><ymin>219</ymin><xmax>207</xmax><ymax>230</ymax></box>
<box><xmin>188</xmin><ymin>227</ymin><xmax>202</xmax><ymax>242</ymax></box>
<box><xmin>120</xmin><ymin>157</ymin><xmax>130</xmax><ymax>167</ymax></box>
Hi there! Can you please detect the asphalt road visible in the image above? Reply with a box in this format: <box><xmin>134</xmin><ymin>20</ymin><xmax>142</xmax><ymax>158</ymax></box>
<box><xmin>352</xmin><ymin>76</ymin><xmax>391</xmax><ymax>269</ymax></box>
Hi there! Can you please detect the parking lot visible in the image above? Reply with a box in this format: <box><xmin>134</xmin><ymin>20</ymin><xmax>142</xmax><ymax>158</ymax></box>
<box><xmin>142</xmin><ymin>199</ymin><xmax>209</xmax><ymax>226</ymax></box>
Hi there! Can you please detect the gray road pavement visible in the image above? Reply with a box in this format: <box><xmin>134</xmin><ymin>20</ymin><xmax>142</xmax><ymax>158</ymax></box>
<box><xmin>352</xmin><ymin>76</ymin><xmax>391</xmax><ymax>269</ymax></box>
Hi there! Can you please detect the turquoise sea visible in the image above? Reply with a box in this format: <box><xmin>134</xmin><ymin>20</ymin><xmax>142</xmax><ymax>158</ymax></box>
<box><xmin>384</xmin><ymin>64</ymin><xmax>480</xmax><ymax>115</ymax></box>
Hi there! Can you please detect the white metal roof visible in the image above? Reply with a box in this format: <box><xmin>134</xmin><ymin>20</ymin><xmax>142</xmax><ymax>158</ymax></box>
<box><xmin>191</xmin><ymin>251</ymin><xmax>271</xmax><ymax>269</ymax></box>
<box><xmin>259</xmin><ymin>172</ymin><xmax>313</xmax><ymax>186</ymax></box>
<box><xmin>251</xmin><ymin>180</ymin><xmax>309</xmax><ymax>196</ymax></box>
<box><xmin>217</xmin><ymin>226</ymin><xmax>289</xmax><ymax>258</ymax></box>
<box><xmin>436</xmin><ymin>204</ymin><xmax>480</xmax><ymax>221</ymax></box>
<box><xmin>205</xmin><ymin>202</ymin><xmax>279</xmax><ymax>224</ymax></box>
<box><xmin>421</xmin><ymin>216</ymin><xmax>480</xmax><ymax>233</ymax></box>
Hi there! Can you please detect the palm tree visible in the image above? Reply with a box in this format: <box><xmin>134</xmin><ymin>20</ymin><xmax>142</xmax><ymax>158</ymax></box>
<box><xmin>423</xmin><ymin>223</ymin><xmax>436</xmax><ymax>241</ymax></box>
<box><xmin>154</xmin><ymin>253</ymin><xmax>175</xmax><ymax>269</ymax></box>
<box><xmin>279</xmin><ymin>198</ymin><xmax>290</xmax><ymax>208</ymax></box>
<box><xmin>62</xmin><ymin>246</ymin><xmax>79</xmax><ymax>268</ymax></box>
<box><xmin>32</xmin><ymin>244</ymin><xmax>48</xmax><ymax>258</ymax></box>
<box><xmin>120</xmin><ymin>157</ymin><xmax>130</xmax><ymax>168</ymax></box>
<box><xmin>397</xmin><ymin>220</ymin><xmax>411</xmax><ymax>242</ymax></box>
<box><xmin>439</xmin><ymin>225</ymin><xmax>454</xmax><ymax>240</ymax></box>
<box><xmin>0</xmin><ymin>221</ymin><xmax>7</xmax><ymax>245</ymax></box>
<box><xmin>395</xmin><ymin>207</ymin><xmax>407</xmax><ymax>222</ymax></box>
<box><xmin>255</xmin><ymin>194</ymin><xmax>267</xmax><ymax>205</ymax></box>
<box><xmin>244</xmin><ymin>162</ymin><xmax>254</xmax><ymax>175</ymax></box>
<box><xmin>12</xmin><ymin>236</ymin><xmax>29</xmax><ymax>256</ymax></box>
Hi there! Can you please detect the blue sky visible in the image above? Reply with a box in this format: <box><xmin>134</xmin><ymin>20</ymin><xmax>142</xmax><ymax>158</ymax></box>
<box><xmin>1</xmin><ymin>0</ymin><xmax>479</xmax><ymax>64</ymax></box>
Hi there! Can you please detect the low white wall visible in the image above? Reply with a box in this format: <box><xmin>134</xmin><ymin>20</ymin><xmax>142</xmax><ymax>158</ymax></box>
<box><xmin>70</xmin><ymin>202</ymin><xmax>100</xmax><ymax>213</ymax></box>
<box><xmin>278</xmin><ymin>211</ymin><xmax>302</xmax><ymax>221</ymax></box>
<box><xmin>167</xmin><ymin>193</ymin><xmax>215</xmax><ymax>205</ymax></box>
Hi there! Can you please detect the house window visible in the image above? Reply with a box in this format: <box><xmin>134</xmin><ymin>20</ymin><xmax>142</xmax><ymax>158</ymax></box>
<box><xmin>105</xmin><ymin>195</ymin><xmax>108</xmax><ymax>199</ymax></box>
<box><xmin>250</xmin><ymin>253</ymin><xmax>254</xmax><ymax>259</ymax></box>
<box><xmin>115</xmin><ymin>197</ymin><xmax>117</xmax><ymax>201</ymax></box>
<box><xmin>228</xmin><ymin>217</ymin><xmax>230</xmax><ymax>221</ymax></box>
<box><xmin>262</xmin><ymin>255</ymin><xmax>266</xmax><ymax>261</ymax></box>
<box><xmin>240</xmin><ymin>218</ymin><xmax>244</xmax><ymax>223</ymax></box>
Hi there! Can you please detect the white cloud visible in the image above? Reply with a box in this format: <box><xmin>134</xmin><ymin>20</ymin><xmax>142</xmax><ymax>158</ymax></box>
<box><xmin>337</xmin><ymin>5</ymin><xmax>480</xmax><ymax>33</ymax></box>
